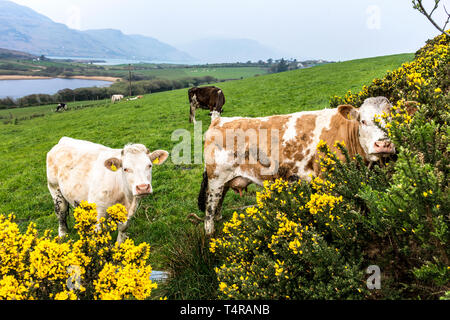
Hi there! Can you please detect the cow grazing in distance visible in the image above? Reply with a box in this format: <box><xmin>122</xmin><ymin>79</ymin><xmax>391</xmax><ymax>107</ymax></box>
<box><xmin>197</xmin><ymin>96</ymin><xmax>412</xmax><ymax>235</ymax></box>
<box><xmin>56</xmin><ymin>103</ymin><xmax>67</xmax><ymax>112</ymax></box>
<box><xmin>111</xmin><ymin>94</ymin><xmax>124</xmax><ymax>103</ymax></box>
<box><xmin>188</xmin><ymin>86</ymin><xmax>225</xmax><ymax>123</ymax></box>
<box><xmin>46</xmin><ymin>137</ymin><xmax>169</xmax><ymax>242</ymax></box>
<box><xmin>127</xmin><ymin>95</ymin><xmax>144</xmax><ymax>101</ymax></box>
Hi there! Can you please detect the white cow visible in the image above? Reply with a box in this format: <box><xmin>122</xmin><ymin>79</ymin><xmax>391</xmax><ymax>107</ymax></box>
<box><xmin>46</xmin><ymin>137</ymin><xmax>169</xmax><ymax>242</ymax></box>
<box><xmin>111</xmin><ymin>94</ymin><xmax>124</xmax><ymax>103</ymax></box>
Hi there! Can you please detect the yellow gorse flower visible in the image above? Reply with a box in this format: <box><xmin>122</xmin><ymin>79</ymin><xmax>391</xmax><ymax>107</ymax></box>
<box><xmin>0</xmin><ymin>202</ymin><xmax>156</xmax><ymax>300</ymax></box>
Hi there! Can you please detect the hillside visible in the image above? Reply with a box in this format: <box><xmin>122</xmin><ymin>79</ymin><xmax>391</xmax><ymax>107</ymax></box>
<box><xmin>0</xmin><ymin>0</ymin><xmax>192</xmax><ymax>62</ymax></box>
<box><xmin>0</xmin><ymin>47</ymin><xmax>36</xmax><ymax>60</ymax></box>
<box><xmin>0</xmin><ymin>53</ymin><xmax>413</xmax><ymax>268</ymax></box>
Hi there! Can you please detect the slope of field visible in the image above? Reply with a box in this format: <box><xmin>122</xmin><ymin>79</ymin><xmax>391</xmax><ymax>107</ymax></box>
<box><xmin>0</xmin><ymin>53</ymin><xmax>413</xmax><ymax>268</ymax></box>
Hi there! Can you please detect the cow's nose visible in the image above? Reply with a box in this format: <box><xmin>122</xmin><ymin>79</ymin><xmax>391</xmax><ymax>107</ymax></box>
<box><xmin>136</xmin><ymin>184</ymin><xmax>152</xmax><ymax>195</ymax></box>
<box><xmin>373</xmin><ymin>141</ymin><xmax>394</xmax><ymax>153</ymax></box>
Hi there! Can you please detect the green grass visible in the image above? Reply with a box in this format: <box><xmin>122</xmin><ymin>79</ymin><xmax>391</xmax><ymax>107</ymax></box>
<box><xmin>0</xmin><ymin>99</ymin><xmax>110</xmax><ymax>119</ymax></box>
<box><xmin>0</xmin><ymin>53</ymin><xmax>413</xmax><ymax>270</ymax></box>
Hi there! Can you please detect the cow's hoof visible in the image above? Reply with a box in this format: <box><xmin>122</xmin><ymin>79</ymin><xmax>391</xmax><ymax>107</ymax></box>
<box><xmin>58</xmin><ymin>227</ymin><xmax>68</xmax><ymax>238</ymax></box>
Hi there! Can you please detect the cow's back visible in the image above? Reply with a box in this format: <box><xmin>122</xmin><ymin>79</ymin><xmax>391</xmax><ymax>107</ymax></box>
<box><xmin>205</xmin><ymin>108</ymin><xmax>339</xmax><ymax>182</ymax></box>
<box><xmin>46</xmin><ymin>138</ymin><xmax>114</xmax><ymax>206</ymax></box>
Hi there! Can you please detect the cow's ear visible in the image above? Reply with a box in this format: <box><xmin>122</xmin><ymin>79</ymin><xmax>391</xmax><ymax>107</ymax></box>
<box><xmin>149</xmin><ymin>150</ymin><xmax>169</xmax><ymax>165</ymax></box>
<box><xmin>338</xmin><ymin>105</ymin><xmax>360</xmax><ymax>121</ymax></box>
<box><xmin>104</xmin><ymin>158</ymin><xmax>122</xmax><ymax>172</ymax></box>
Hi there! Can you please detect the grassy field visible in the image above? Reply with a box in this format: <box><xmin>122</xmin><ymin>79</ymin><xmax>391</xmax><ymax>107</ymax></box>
<box><xmin>0</xmin><ymin>99</ymin><xmax>110</xmax><ymax>120</ymax></box>
<box><xmin>0</xmin><ymin>53</ymin><xmax>413</xmax><ymax>269</ymax></box>
<box><xmin>0</xmin><ymin>58</ymin><xmax>268</xmax><ymax>81</ymax></box>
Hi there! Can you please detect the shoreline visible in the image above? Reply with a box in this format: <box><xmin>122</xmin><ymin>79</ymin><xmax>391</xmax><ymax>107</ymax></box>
<box><xmin>0</xmin><ymin>75</ymin><xmax>121</xmax><ymax>82</ymax></box>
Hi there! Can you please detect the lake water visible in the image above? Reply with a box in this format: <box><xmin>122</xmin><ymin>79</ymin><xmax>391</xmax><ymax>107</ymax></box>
<box><xmin>47</xmin><ymin>56</ymin><xmax>197</xmax><ymax>66</ymax></box>
<box><xmin>0</xmin><ymin>78</ymin><xmax>113</xmax><ymax>99</ymax></box>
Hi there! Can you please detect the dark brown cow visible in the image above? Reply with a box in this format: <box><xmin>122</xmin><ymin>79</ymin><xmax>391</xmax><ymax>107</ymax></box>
<box><xmin>188</xmin><ymin>86</ymin><xmax>225</xmax><ymax>123</ymax></box>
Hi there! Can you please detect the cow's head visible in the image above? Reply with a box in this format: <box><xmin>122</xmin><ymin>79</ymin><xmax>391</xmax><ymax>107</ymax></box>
<box><xmin>104</xmin><ymin>144</ymin><xmax>169</xmax><ymax>197</ymax></box>
<box><xmin>338</xmin><ymin>97</ymin><xmax>397</xmax><ymax>162</ymax></box>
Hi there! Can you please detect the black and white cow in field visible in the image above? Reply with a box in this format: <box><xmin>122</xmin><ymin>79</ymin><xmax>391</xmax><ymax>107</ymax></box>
<box><xmin>56</xmin><ymin>103</ymin><xmax>67</xmax><ymax>112</ymax></box>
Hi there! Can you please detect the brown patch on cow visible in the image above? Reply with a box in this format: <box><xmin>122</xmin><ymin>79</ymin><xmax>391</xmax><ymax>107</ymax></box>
<box><xmin>283</xmin><ymin>114</ymin><xmax>317</xmax><ymax>163</ymax></box>
<box><xmin>274</xmin><ymin>164</ymin><xmax>294</xmax><ymax>180</ymax></box>
<box><xmin>317</xmin><ymin>112</ymin><xmax>367</xmax><ymax>175</ymax></box>
<box><xmin>306</xmin><ymin>157</ymin><xmax>314</xmax><ymax>171</ymax></box>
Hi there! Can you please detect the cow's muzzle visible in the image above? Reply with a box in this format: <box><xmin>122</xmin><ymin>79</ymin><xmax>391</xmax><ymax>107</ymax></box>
<box><xmin>136</xmin><ymin>184</ymin><xmax>152</xmax><ymax>196</ymax></box>
<box><xmin>373</xmin><ymin>140</ymin><xmax>395</xmax><ymax>154</ymax></box>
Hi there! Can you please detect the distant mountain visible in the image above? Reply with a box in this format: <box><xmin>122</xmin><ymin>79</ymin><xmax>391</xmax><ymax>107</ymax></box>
<box><xmin>0</xmin><ymin>47</ymin><xmax>37</xmax><ymax>60</ymax></box>
<box><xmin>178</xmin><ymin>38</ymin><xmax>287</xmax><ymax>63</ymax></box>
<box><xmin>0</xmin><ymin>0</ymin><xmax>193</xmax><ymax>62</ymax></box>
<box><xmin>83</xmin><ymin>29</ymin><xmax>192</xmax><ymax>62</ymax></box>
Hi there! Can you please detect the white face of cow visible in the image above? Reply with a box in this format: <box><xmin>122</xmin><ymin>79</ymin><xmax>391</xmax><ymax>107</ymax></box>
<box><xmin>104</xmin><ymin>144</ymin><xmax>169</xmax><ymax>197</ymax></box>
<box><xmin>339</xmin><ymin>97</ymin><xmax>395</xmax><ymax>162</ymax></box>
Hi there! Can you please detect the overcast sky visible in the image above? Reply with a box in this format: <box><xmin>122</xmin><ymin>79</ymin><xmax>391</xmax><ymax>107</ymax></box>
<box><xmin>9</xmin><ymin>0</ymin><xmax>449</xmax><ymax>61</ymax></box>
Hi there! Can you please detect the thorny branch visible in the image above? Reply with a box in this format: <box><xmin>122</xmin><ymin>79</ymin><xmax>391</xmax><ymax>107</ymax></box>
<box><xmin>412</xmin><ymin>0</ymin><xmax>450</xmax><ymax>37</ymax></box>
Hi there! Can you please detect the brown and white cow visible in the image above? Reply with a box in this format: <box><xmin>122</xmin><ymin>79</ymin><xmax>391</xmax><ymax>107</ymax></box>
<box><xmin>188</xmin><ymin>86</ymin><xmax>226</xmax><ymax>123</ymax></box>
<box><xmin>46</xmin><ymin>137</ymin><xmax>169</xmax><ymax>242</ymax></box>
<box><xmin>198</xmin><ymin>96</ymin><xmax>400</xmax><ymax>235</ymax></box>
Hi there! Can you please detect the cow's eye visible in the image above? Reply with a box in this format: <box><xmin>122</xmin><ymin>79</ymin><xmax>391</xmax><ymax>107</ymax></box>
<box><xmin>124</xmin><ymin>168</ymin><xmax>130</xmax><ymax>173</ymax></box>
<box><xmin>361</xmin><ymin>120</ymin><xmax>367</xmax><ymax>125</ymax></box>
<box><xmin>148</xmin><ymin>164</ymin><xmax>153</xmax><ymax>169</ymax></box>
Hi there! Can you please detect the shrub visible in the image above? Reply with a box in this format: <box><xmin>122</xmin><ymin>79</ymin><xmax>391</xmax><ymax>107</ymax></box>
<box><xmin>210</xmin><ymin>179</ymin><xmax>368</xmax><ymax>299</ymax></box>
<box><xmin>0</xmin><ymin>201</ymin><xmax>157</xmax><ymax>300</ymax></box>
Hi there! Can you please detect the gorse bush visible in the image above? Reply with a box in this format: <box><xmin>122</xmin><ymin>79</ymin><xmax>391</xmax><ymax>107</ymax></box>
<box><xmin>0</xmin><ymin>201</ymin><xmax>157</xmax><ymax>300</ymax></box>
<box><xmin>210</xmin><ymin>32</ymin><xmax>449</xmax><ymax>299</ymax></box>
<box><xmin>210</xmin><ymin>179</ymin><xmax>368</xmax><ymax>299</ymax></box>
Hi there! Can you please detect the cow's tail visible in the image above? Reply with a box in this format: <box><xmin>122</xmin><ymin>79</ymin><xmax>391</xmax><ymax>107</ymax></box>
<box><xmin>198</xmin><ymin>170</ymin><xmax>208</xmax><ymax>212</ymax></box>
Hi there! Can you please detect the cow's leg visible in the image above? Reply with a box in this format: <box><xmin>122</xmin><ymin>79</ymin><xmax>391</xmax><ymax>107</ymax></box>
<box><xmin>117</xmin><ymin>198</ymin><xmax>139</xmax><ymax>244</ymax></box>
<box><xmin>204</xmin><ymin>179</ymin><xmax>226</xmax><ymax>235</ymax></box>
<box><xmin>49</xmin><ymin>185</ymin><xmax>69</xmax><ymax>237</ymax></box>
<box><xmin>117</xmin><ymin>222</ymin><xmax>128</xmax><ymax>244</ymax></box>
<box><xmin>189</xmin><ymin>103</ymin><xmax>196</xmax><ymax>123</ymax></box>
<box><xmin>214</xmin><ymin>186</ymin><xmax>229</xmax><ymax>221</ymax></box>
